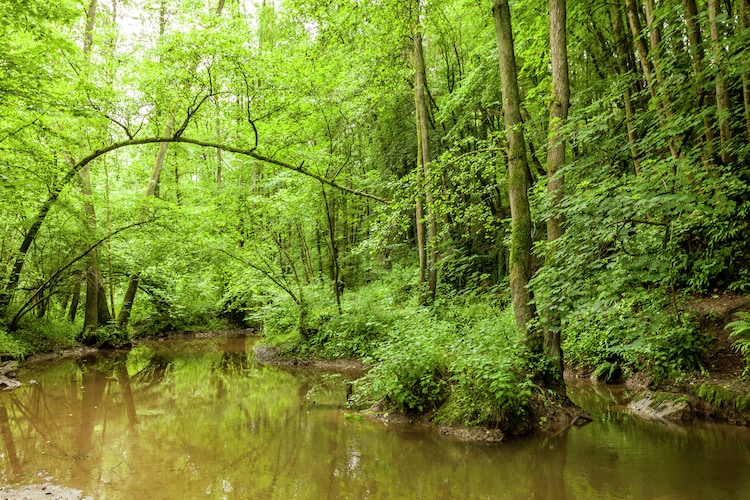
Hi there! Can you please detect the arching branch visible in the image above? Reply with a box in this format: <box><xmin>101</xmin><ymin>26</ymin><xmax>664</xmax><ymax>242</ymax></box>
<box><xmin>0</xmin><ymin>132</ymin><xmax>384</xmax><ymax>320</ymax></box>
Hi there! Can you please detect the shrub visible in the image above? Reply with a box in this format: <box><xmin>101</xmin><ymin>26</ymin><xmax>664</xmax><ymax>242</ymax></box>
<box><xmin>559</xmin><ymin>289</ymin><xmax>707</xmax><ymax>384</ymax></box>
<box><xmin>78</xmin><ymin>324</ymin><xmax>131</xmax><ymax>349</ymax></box>
<box><xmin>355</xmin><ymin>301</ymin><xmax>534</xmax><ymax>426</ymax></box>
<box><xmin>355</xmin><ymin>313</ymin><xmax>452</xmax><ymax>413</ymax></box>
<box><xmin>0</xmin><ymin>329</ymin><xmax>27</xmax><ymax>360</ymax></box>
<box><xmin>439</xmin><ymin>319</ymin><xmax>533</xmax><ymax>427</ymax></box>
<box><xmin>12</xmin><ymin>319</ymin><xmax>77</xmax><ymax>355</ymax></box>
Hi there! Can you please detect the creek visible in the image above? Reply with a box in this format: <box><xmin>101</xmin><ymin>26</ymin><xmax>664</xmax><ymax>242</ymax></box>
<box><xmin>0</xmin><ymin>335</ymin><xmax>748</xmax><ymax>499</ymax></box>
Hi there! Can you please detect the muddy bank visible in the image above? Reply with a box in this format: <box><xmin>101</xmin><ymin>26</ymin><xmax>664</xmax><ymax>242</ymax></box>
<box><xmin>253</xmin><ymin>344</ymin><xmax>364</xmax><ymax>372</ymax></box>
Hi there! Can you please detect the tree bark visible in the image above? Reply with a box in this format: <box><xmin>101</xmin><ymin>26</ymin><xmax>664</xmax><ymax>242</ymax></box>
<box><xmin>625</xmin><ymin>0</ymin><xmax>656</xmax><ymax>99</ymax></box>
<box><xmin>492</xmin><ymin>0</ymin><xmax>536</xmax><ymax>342</ymax></box>
<box><xmin>81</xmin><ymin>165</ymin><xmax>111</xmax><ymax>331</ymax></box>
<box><xmin>546</xmin><ymin>0</ymin><xmax>569</xmax><ymax>244</ymax></box>
<box><xmin>68</xmin><ymin>275</ymin><xmax>82</xmax><ymax>323</ymax></box>
<box><xmin>742</xmin><ymin>0</ymin><xmax>750</xmax><ymax>141</ymax></box>
<box><xmin>612</xmin><ymin>0</ymin><xmax>641</xmax><ymax>173</ymax></box>
<box><xmin>116</xmin><ymin>276</ymin><xmax>139</xmax><ymax>328</ymax></box>
<box><xmin>414</xmin><ymin>28</ymin><xmax>438</xmax><ymax>301</ymax></box>
<box><xmin>544</xmin><ymin>0</ymin><xmax>569</xmax><ymax>375</ymax></box>
<box><xmin>684</xmin><ymin>0</ymin><xmax>717</xmax><ymax>155</ymax></box>
<box><xmin>416</xmin><ymin>195</ymin><xmax>427</xmax><ymax>285</ymax></box>
<box><xmin>321</xmin><ymin>187</ymin><xmax>342</xmax><ymax>314</ymax></box>
<box><xmin>708</xmin><ymin>0</ymin><xmax>733</xmax><ymax>163</ymax></box>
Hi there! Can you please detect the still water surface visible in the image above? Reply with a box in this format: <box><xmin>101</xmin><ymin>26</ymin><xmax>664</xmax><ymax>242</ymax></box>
<box><xmin>0</xmin><ymin>335</ymin><xmax>748</xmax><ymax>499</ymax></box>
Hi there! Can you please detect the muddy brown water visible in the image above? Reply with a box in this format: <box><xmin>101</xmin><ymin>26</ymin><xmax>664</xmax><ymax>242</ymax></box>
<box><xmin>0</xmin><ymin>335</ymin><xmax>748</xmax><ymax>499</ymax></box>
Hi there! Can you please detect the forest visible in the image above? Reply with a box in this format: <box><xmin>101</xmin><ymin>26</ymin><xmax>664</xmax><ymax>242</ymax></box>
<box><xmin>1</xmin><ymin>0</ymin><xmax>749</xmax><ymax>431</ymax></box>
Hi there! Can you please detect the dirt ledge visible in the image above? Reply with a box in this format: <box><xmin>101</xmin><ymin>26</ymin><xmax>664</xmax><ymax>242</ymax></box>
<box><xmin>253</xmin><ymin>344</ymin><xmax>365</xmax><ymax>372</ymax></box>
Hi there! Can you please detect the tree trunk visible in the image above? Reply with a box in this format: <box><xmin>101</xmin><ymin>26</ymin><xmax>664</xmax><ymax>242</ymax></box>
<box><xmin>80</xmin><ymin>0</ymin><xmax>111</xmax><ymax>331</ymax></box>
<box><xmin>96</xmin><ymin>281</ymin><xmax>111</xmax><ymax>324</ymax></box>
<box><xmin>116</xmin><ymin>276</ymin><xmax>139</xmax><ymax>328</ymax></box>
<box><xmin>69</xmin><ymin>275</ymin><xmax>82</xmax><ymax>323</ymax></box>
<box><xmin>80</xmin><ymin>165</ymin><xmax>113</xmax><ymax>330</ymax></box>
<box><xmin>415</xmin><ymin>197</ymin><xmax>427</xmax><ymax>285</ymax></box>
<box><xmin>741</xmin><ymin>0</ymin><xmax>750</xmax><ymax>141</ymax></box>
<box><xmin>684</xmin><ymin>0</ymin><xmax>717</xmax><ymax>156</ymax></box>
<box><xmin>81</xmin><ymin>162</ymin><xmax>110</xmax><ymax>331</ymax></box>
<box><xmin>625</xmin><ymin>0</ymin><xmax>678</xmax><ymax>158</ymax></box>
<box><xmin>83</xmin><ymin>251</ymin><xmax>100</xmax><ymax>330</ymax></box>
<box><xmin>708</xmin><ymin>0</ymin><xmax>733</xmax><ymax>163</ymax></box>
<box><xmin>625</xmin><ymin>0</ymin><xmax>655</xmax><ymax>98</ymax></box>
<box><xmin>546</xmin><ymin>0</ymin><xmax>569</xmax><ymax>244</ymax></box>
<box><xmin>414</xmin><ymin>28</ymin><xmax>438</xmax><ymax>301</ymax></box>
<box><xmin>544</xmin><ymin>0</ymin><xmax>569</xmax><ymax>375</ymax></box>
<box><xmin>492</xmin><ymin>0</ymin><xmax>536</xmax><ymax>343</ymax></box>
<box><xmin>322</xmin><ymin>188</ymin><xmax>342</xmax><ymax>314</ymax></box>
<box><xmin>612</xmin><ymin>0</ymin><xmax>641</xmax><ymax>173</ymax></box>
<box><xmin>83</xmin><ymin>0</ymin><xmax>98</xmax><ymax>55</ymax></box>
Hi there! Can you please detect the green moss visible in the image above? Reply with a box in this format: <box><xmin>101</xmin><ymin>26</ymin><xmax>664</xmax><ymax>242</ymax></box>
<box><xmin>694</xmin><ymin>383</ymin><xmax>750</xmax><ymax>412</ymax></box>
<box><xmin>633</xmin><ymin>390</ymin><xmax>692</xmax><ymax>407</ymax></box>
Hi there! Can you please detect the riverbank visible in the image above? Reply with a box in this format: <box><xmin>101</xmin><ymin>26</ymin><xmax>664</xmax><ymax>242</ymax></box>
<box><xmin>4</xmin><ymin>288</ymin><xmax>749</xmax><ymax>439</ymax></box>
<box><xmin>253</xmin><ymin>291</ymin><xmax>750</xmax><ymax>436</ymax></box>
<box><xmin>253</xmin><ymin>342</ymin><xmax>592</xmax><ymax>442</ymax></box>
<box><xmin>568</xmin><ymin>292</ymin><xmax>750</xmax><ymax>426</ymax></box>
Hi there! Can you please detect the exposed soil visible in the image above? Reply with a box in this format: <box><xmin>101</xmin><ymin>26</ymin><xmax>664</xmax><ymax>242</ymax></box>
<box><xmin>686</xmin><ymin>291</ymin><xmax>750</xmax><ymax>379</ymax></box>
<box><xmin>21</xmin><ymin>347</ymin><xmax>99</xmax><ymax>367</ymax></box>
<box><xmin>253</xmin><ymin>345</ymin><xmax>365</xmax><ymax>372</ymax></box>
<box><xmin>672</xmin><ymin>292</ymin><xmax>750</xmax><ymax>424</ymax></box>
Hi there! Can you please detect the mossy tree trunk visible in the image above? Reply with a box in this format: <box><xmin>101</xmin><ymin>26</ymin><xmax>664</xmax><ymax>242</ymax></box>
<box><xmin>413</xmin><ymin>27</ymin><xmax>438</xmax><ymax>302</ymax></box>
<box><xmin>544</xmin><ymin>0</ymin><xmax>569</xmax><ymax>377</ymax></box>
<box><xmin>492</xmin><ymin>0</ymin><xmax>537</xmax><ymax>345</ymax></box>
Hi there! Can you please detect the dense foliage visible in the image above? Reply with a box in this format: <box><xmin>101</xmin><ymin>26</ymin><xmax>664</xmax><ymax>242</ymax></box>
<box><xmin>1</xmin><ymin>0</ymin><xmax>749</xmax><ymax>424</ymax></box>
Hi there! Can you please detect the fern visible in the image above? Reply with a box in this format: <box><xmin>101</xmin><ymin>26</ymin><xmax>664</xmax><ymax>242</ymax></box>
<box><xmin>726</xmin><ymin>312</ymin><xmax>750</xmax><ymax>378</ymax></box>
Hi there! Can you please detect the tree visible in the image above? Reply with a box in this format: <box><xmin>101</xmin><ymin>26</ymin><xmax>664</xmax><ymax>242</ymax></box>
<box><xmin>543</xmin><ymin>0</ymin><xmax>570</xmax><ymax>376</ymax></box>
<box><xmin>413</xmin><ymin>25</ymin><xmax>439</xmax><ymax>301</ymax></box>
<box><xmin>79</xmin><ymin>0</ymin><xmax>113</xmax><ymax>333</ymax></box>
<box><xmin>491</xmin><ymin>0</ymin><xmax>536</xmax><ymax>343</ymax></box>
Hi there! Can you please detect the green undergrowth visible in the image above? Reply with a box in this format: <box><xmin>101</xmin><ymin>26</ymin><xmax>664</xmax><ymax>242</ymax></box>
<box><xmin>558</xmin><ymin>289</ymin><xmax>710</xmax><ymax>385</ymax></box>
<box><xmin>262</xmin><ymin>278</ymin><xmax>536</xmax><ymax>429</ymax></box>
<box><xmin>0</xmin><ymin>319</ymin><xmax>78</xmax><ymax>359</ymax></box>
<box><xmin>351</xmin><ymin>299</ymin><xmax>536</xmax><ymax>428</ymax></box>
<box><xmin>78</xmin><ymin>324</ymin><xmax>132</xmax><ymax>349</ymax></box>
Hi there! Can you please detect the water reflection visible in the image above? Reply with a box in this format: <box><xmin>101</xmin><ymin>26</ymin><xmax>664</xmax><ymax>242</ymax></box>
<box><xmin>0</xmin><ymin>336</ymin><xmax>748</xmax><ymax>499</ymax></box>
